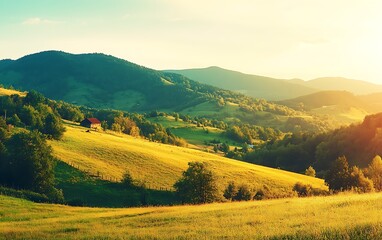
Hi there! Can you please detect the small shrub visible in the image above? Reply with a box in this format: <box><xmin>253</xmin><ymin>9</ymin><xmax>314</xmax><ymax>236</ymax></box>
<box><xmin>233</xmin><ymin>184</ymin><xmax>252</xmax><ymax>201</ymax></box>
<box><xmin>293</xmin><ymin>182</ymin><xmax>313</xmax><ymax>197</ymax></box>
<box><xmin>223</xmin><ymin>181</ymin><xmax>237</xmax><ymax>200</ymax></box>
<box><xmin>305</xmin><ymin>166</ymin><xmax>316</xmax><ymax>177</ymax></box>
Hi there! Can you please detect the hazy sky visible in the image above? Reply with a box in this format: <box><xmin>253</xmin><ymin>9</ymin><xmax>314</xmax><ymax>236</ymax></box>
<box><xmin>1</xmin><ymin>0</ymin><xmax>381</xmax><ymax>83</ymax></box>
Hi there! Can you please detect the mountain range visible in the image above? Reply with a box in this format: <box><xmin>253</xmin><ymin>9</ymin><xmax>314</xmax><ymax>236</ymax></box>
<box><xmin>1</xmin><ymin>50</ymin><xmax>381</xmax><ymax>129</ymax></box>
<box><xmin>166</xmin><ymin>67</ymin><xmax>382</xmax><ymax>100</ymax></box>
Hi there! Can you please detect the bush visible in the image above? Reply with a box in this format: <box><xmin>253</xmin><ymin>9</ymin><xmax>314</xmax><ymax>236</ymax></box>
<box><xmin>174</xmin><ymin>162</ymin><xmax>219</xmax><ymax>204</ymax></box>
<box><xmin>223</xmin><ymin>181</ymin><xmax>237</xmax><ymax>200</ymax></box>
<box><xmin>305</xmin><ymin>166</ymin><xmax>316</xmax><ymax>177</ymax></box>
<box><xmin>293</xmin><ymin>182</ymin><xmax>313</xmax><ymax>197</ymax></box>
<box><xmin>349</xmin><ymin>166</ymin><xmax>374</xmax><ymax>193</ymax></box>
<box><xmin>233</xmin><ymin>184</ymin><xmax>252</xmax><ymax>201</ymax></box>
<box><xmin>122</xmin><ymin>171</ymin><xmax>135</xmax><ymax>188</ymax></box>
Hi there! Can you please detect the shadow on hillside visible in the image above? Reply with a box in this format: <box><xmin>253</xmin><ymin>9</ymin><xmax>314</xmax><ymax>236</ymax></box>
<box><xmin>55</xmin><ymin>161</ymin><xmax>178</xmax><ymax>208</ymax></box>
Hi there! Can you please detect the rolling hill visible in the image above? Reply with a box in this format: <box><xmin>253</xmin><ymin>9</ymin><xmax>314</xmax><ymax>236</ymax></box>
<box><xmin>0</xmin><ymin>51</ymin><xmax>218</xmax><ymax>112</ymax></box>
<box><xmin>0</xmin><ymin>51</ymin><xmax>338</xmax><ymax>133</ymax></box>
<box><xmin>166</xmin><ymin>66</ymin><xmax>319</xmax><ymax>100</ymax></box>
<box><xmin>278</xmin><ymin>91</ymin><xmax>372</xmax><ymax>124</ymax></box>
<box><xmin>289</xmin><ymin>77</ymin><xmax>382</xmax><ymax>95</ymax></box>
<box><xmin>2</xmin><ymin>193</ymin><xmax>382</xmax><ymax>239</ymax></box>
<box><xmin>49</xmin><ymin>122</ymin><xmax>326</xmax><ymax>194</ymax></box>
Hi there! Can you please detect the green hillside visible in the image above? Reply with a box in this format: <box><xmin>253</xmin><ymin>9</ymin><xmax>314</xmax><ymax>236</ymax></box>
<box><xmin>245</xmin><ymin>112</ymin><xmax>382</xmax><ymax>173</ymax></box>
<box><xmin>49</xmin><ymin>123</ymin><xmax>326</xmax><ymax>194</ymax></box>
<box><xmin>0</xmin><ymin>51</ymin><xmax>337</xmax><ymax>133</ymax></box>
<box><xmin>166</xmin><ymin>66</ymin><xmax>318</xmax><ymax>100</ymax></box>
<box><xmin>0</xmin><ymin>51</ymin><xmax>214</xmax><ymax>112</ymax></box>
<box><xmin>2</xmin><ymin>193</ymin><xmax>382</xmax><ymax>239</ymax></box>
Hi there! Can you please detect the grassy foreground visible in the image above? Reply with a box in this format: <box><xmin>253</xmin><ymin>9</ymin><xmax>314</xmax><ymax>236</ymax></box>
<box><xmin>50</xmin><ymin>123</ymin><xmax>325</xmax><ymax>195</ymax></box>
<box><xmin>1</xmin><ymin>193</ymin><xmax>382</xmax><ymax>239</ymax></box>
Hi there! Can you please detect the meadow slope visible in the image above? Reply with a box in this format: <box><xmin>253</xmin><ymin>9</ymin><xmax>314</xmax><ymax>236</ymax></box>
<box><xmin>49</xmin><ymin>123</ymin><xmax>326</xmax><ymax>194</ymax></box>
<box><xmin>1</xmin><ymin>193</ymin><xmax>382</xmax><ymax>239</ymax></box>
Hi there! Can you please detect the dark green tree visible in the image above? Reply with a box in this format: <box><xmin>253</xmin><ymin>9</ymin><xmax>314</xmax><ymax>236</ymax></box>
<box><xmin>223</xmin><ymin>181</ymin><xmax>237</xmax><ymax>200</ymax></box>
<box><xmin>122</xmin><ymin>171</ymin><xmax>135</xmax><ymax>188</ymax></box>
<box><xmin>42</xmin><ymin>113</ymin><xmax>65</xmax><ymax>139</ymax></box>
<box><xmin>24</xmin><ymin>90</ymin><xmax>45</xmax><ymax>106</ymax></box>
<box><xmin>2</xmin><ymin>131</ymin><xmax>61</xmax><ymax>199</ymax></box>
<box><xmin>233</xmin><ymin>184</ymin><xmax>252</xmax><ymax>201</ymax></box>
<box><xmin>174</xmin><ymin>162</ymin><xmax>219</xmax><ymax>204</ymax></box>
<box><xmin>325</xmin><ymin>156</ymin><xmax>351</xmax><ymax>191</ymax></box>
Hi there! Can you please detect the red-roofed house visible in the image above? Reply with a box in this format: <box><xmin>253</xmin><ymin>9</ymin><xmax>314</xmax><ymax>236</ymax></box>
<box><xmin>80</xmin><ymin>118</ymin><xmax>101</xmax><ymax>129</ymax></box>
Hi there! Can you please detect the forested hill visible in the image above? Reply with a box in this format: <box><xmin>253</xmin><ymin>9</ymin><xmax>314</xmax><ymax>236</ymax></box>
<box><xmin>0</xmin><ymin>51</ymin><xmax>225</xmax><ymax>112</ymax></box>
<box><xmin>165</xmin><ymin>66</ymin><xmax>318</xmax><ymax>100</ymax></box>
<box><xmin>245</xmin><ymin>112</ymin><xmax>382</xmax><ymax>173</ymax></box>
<box><xmin>0</xmin><ymin>51</ymin><xmax>293</xmax><ymax>113</ymax></box>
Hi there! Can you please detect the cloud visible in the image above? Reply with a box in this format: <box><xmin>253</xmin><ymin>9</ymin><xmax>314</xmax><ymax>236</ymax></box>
<box><xmin>22</xmin><ymin>17</ymin><xmax>59</xmax><ymax>25</ymax></box>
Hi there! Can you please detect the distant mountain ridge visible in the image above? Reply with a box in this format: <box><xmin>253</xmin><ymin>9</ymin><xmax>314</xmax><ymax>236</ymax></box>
<box><xmin>289</xmin><ymin>77</ymin><xmax>382</xmax><ymax>95</ymax></box>
<box><xmin>278</xmin><ymin>90</ymin><xmax>382</xmax><ymax>124</ymax></box>
<box><xmin>165</xmin><ymin>67</ymin><xmax>319</xmax><ymax>100</ymax></box>
<box><xmin>278</xmin><ymin>91</ymin><xmax>370</xmax><ymax>111</ymax></box>
<box><xmin>167</xmin><ymin>67</ymin><xmax>382</xmax><ymax>100</ymax></box>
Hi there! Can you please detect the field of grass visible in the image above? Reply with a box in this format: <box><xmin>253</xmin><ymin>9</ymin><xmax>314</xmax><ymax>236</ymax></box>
<box><xmin>149</xmin><ymin>116</ymin><xmax>240</xmax><ymax>147</ymax></box>
<box><xmin>2</xmin><ymin>192</ymin><xmax>382</xmax><ymax>239</ymax></box>
<box><xmin>55</xmin><ymin>161</ymin><xmax>176</xmax><ymax>207</ymax></box>
<box><xmin>311</xmin><ymin>105</ymin><xmax>367</xmax><ymax>125</ymax></box>
<box><xmin>0</xmin><ymin>87</ymin><xmax>26</xmax><ymax>96</ymax></box>
<box><xmin>49</xmin><ymin>123</ymin><xmax>326</xmax><ymax>195</ymax></box>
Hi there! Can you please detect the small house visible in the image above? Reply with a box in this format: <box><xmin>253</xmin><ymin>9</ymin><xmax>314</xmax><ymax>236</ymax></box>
<box><xmin>80</xmin><ymin>118</ymin><xmax>101</xmax><ymax>129</ymax></box>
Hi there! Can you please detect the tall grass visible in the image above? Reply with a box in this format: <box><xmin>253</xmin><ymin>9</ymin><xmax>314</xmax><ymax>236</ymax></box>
<box><xmin>1</xmin><ymin>193</ymin><xmax>382</xmax><ymax>239</ymax></box>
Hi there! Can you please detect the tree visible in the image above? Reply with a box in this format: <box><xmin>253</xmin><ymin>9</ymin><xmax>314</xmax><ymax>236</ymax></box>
<box><xmin>305</xmin><ymin>166</ymin><xmax>316</xmax><ymax>177</ymax></box>
<box><xmin>223</xmin><ymin>181</ymin><xmax>237</xmax><ymax>200</ymax></box>
<box><xmin>325</xmin><ymin>156</ymin><xmax>351</xmax><ymax>191</ymax></box>
<box><xmin>42</xmin><ymin>113</ymin><xmax>65</xmax><ymax>140</ymax></box>
<box><xmin>233</xmin><ymin>184</ymin><xmax>252</xmax><ymax>201</ymax></box>
<box><xmin>122</xmin><ymin>171</ymin><xmax>135</xmax><ymax>188</ymax></box>
<box><xmin>101</xmin><ymin>120</ymin><xmax>108</xmax><ymax>131</ymax></box>
<box><xmin>2</xmin><ymin>131</ymin><xmax>62</xmax><ymax>200</ymax></box>
<box><xmin>220</xmin><ymin>143</ymin><xmax>229</xmax><ymax>153</ymax></box>
<box><xmin>365</xmin><ymin>155</ymin><xmax>382</xmax><ymax>191</ymax></box>
<box><xmin>111</xmin><ymin>123</ymin><xmax>122</xmax><ymax>133</ymax></box>
<box><xmin>213</xmin><ymin>145</ymin><xmax>218</xmax><ymax>153</ymax></box>
<box><xmin>174</xmin><ymin>162</ymin><xmax>219</xmax><ymax>204</ymax></box>
<box><xmin>349</xmin><ymin>166</ymin><xmax>374</xmax><ymax>193</ymax></box>
<box><xmin>24</xmin><ymin>90</ymin><xmax>45</xmax><ymax>106</ymax></box>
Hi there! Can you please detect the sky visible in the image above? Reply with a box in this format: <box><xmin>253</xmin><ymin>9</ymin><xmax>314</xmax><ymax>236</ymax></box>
<box><xmin>0</xmin><ymin>0</ymin><xmax>382</xmax><ymax>83</ymax></box>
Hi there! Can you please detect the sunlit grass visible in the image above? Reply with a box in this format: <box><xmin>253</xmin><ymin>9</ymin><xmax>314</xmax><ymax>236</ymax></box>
<box><xmin>1</xmin><ymin>193</ymin><xmax>382</xmax><ymax>239</ymax></box>
<box><xmin>0</xmin><ymin>87</ymin><xmax>26</xmax><ymax>96</ymax></box>
<box><xmin>49</xmin><ymin>123</ymin><xmax>326</xmax><ymax>193</ymax></box>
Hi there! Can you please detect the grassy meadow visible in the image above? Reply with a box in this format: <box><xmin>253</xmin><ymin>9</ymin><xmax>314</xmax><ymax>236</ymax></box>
<box><xmin>0</xmin><ymin>87</ymin><xmax>26</xmax><ymax>96</ymax></box>
<box><xmin>149</xmin><ymin>115</ymin><xmax>240</xmax><ymax>147</ymax></box>
<box><xmin>1</xmin><ymin>193</ymin><xmax>382</xmax><ymax>239</ymax></box>
<box><xmin>49</xmin><ymin>123</ymin><xmax>326</xmax><ymax>195</ymax></box>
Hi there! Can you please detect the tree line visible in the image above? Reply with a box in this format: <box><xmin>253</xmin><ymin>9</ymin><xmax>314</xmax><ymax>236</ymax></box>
<box><xmin>0</xmin><ymin>91</ymin><xmax>65</xmax><ymax>202</ymax></box>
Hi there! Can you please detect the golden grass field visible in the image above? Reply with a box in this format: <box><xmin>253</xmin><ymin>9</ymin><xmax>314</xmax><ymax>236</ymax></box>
<box><xmin>49</xmin><ymin>123</ymin><xmax>326</xmax><ymax>194</ymax></box>
<box><xmin>0</xmin><ymin>87</ymin><xmax>26</xmax><ymax>97</ymax></box>
<box><xmin>1</xmin><ymin>193</ymin><xmax>382</xmax><ymax>239</ymax></box>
